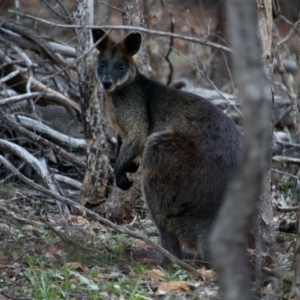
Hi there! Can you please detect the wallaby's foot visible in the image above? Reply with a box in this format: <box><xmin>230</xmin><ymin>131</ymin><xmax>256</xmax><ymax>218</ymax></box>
<box><xmin>125</xmin><ymin>249</ymin><xmax>163</xmax><ymax>265</ymax></box>
<box><xmin>182</xmin><ymin>249</ymin><xmax>212</xmax><ymax>268</ymax></box>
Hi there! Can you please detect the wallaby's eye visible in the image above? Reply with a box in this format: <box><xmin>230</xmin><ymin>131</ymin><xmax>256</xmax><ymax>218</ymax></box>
<box><xmin>119</xmin><ymin>64</ymin><xmax>125</xmax><ymax>71</ymax></box>
<box><xmin>99</xmin><ymin>62</ymin><xmax>104</xmax><ymax>68</ymax></box>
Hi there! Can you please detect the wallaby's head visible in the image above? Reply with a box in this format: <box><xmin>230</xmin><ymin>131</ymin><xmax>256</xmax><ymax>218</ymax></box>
<box><xmin>92</xmin><ymin>29</ymin><xmax>142</xmax><ymax>92</ymax></box>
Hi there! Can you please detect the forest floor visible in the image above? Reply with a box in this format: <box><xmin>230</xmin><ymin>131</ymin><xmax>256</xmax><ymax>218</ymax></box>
<box><xmin>0</xmin><ymin>187</ymin><xmax>221</xmax><ymax>300</ymax></box>
<box><xmin>0</xmin><ymin>170</ymin><xmax>298</xmax><ymax>300</ymax></box>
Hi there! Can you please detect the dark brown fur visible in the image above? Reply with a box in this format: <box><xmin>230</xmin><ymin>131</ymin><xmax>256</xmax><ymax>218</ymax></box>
<box><xmin>92</xmin><ymin>29</ymin><xmax>240</xmax><ymax>265</ymax></box>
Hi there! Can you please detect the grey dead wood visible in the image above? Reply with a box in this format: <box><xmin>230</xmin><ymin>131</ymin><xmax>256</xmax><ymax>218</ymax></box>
<box><xmin>0</xmin><ymin>139</ymin><xmax>68</xmax><ymax>217</ymax></box>
<box><xmin>256</xmin><ymin>1</ymin><xmax>275</xmax><ymax>298</ymax></box>
<box><xmin>0</xmin><ymin>111</ymin><xmax>86</xmax><ymax>168</ymax></box>
<box><xmin>74</xmin><ymin>0</ymin><xmax>113</xmax><ymax>206</ymax></box>
<box><xmin>210</xmin><ymin>0</ymin><xmax>272</xmax><ymax>299</ymax></box>
<box><xmin>9</xmin><ymin>115</ymin><xmax>86</xmax><ymax>149</ymax></box>
<box><xmin>0</xmin><ymin>49</ymin><xmax>80</xmax><ymax>114</ymax></box>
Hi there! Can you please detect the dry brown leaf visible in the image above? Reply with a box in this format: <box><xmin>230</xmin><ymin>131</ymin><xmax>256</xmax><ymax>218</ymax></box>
<box><xmin>66</xmin><ymin>262</ymin><xmax>88</xmax><ymax>273</ymax></box>
<box><xmin>135</xmin><ymin>240</ymin><xmax>152</xmax><ymax>249</ymax></box>
<box><xmin>46</xmin><ymin>241</ymin><xmax>63</xmax><ymax>256</ymax></box>
<box><xmin>69</xmin><ymin>215</ymin><xmax>89</xmax><ymax>224</ymax></box>
<box><xmin>197</xmin><ymin>267</ymin><xmax>217</xmax><ymax>280</ymax></box>
<box><xmin>0</xmin><ymin>256</ymin><xmax>10</xmax><ymax>264</ymax></box>
<box><xmin>264</xmin><ymin>283</ymin><xmax>274</xmax><ymax>294</ymax></box>
<box><xmin>146</xmin><ymin>268</ymin><xmax>165</xmax><ymax>280</ymax></box>
<box><xmin>158</xmin><ymin>281</ymin><xmax>190</xmax><ymax>293</ymax></box>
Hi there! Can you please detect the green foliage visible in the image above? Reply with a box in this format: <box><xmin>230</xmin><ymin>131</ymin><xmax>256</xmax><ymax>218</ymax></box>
<box><xmin>163</xmin><ymin>264</ymin><xmax>189</xmax><ymax>281</ymax></box>
<box><xmin>279</xmin><ymin>179</ymin><xmax>294</xmax><ymax>193</ymax></box>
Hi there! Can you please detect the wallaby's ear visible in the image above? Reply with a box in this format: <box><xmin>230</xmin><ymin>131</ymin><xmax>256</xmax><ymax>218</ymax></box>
<box><xmin>122</xmin><ymin>32</ymin><xmax>142</xmax><ymax>57</ymax></box>
<box><xmin>92</xmin><ymin>29</ymin><xmax>114</xmax><ymax>52</ymax></box>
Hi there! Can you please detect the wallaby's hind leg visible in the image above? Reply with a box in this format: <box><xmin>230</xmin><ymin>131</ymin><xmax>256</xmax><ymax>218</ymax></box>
<box><xmin>141</xmin><ymin>131</ymin><xmax>199</xmax><ymax>263</ymax></box>
<box><xmin>196</xmin><ymin>219</ymin><xmax>215</xmax><ymax>267</ymax></box>
<box><xmin>142</xmin><ymin>131</ymin><xmax>222</xmax><ymax>266</ymax></box>
<box><xmin>157</xmin><ymin>224</ymin><xmax>183</xmax><ymax>264</ymax></box>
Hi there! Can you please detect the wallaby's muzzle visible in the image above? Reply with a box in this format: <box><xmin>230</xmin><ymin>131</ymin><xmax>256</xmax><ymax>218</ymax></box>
<box><xmin>102</xmin><ymin>79</ymin><xmax>113</xmax><ymax>90</ymax></box>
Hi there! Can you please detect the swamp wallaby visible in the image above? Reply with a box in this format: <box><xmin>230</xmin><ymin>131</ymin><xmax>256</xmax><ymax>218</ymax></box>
<box><xmin>92</xmin><ymin>29</ymin><xmax>240</xmax><ymax>265</ymax></box>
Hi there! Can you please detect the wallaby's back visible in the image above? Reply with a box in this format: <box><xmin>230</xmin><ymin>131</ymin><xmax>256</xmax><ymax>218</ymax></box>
<box><xmin>92</xmin><ymin>29</ymin><xmax>240</xmax><ymax>265</ymax></box>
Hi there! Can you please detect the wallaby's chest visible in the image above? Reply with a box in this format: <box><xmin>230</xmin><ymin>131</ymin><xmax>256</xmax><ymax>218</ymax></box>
<box><xmin>104</xmin><ymin>93</ymin><xmax>124</xmax><ymax>136</ymax></box>
<box><xmin>105</xmin><ymin>95</ymin><xmax>134</xmax><ymax>136</ymax></box>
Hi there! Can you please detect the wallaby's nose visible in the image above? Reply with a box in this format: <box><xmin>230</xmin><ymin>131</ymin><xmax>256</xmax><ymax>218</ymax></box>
<box><xmin>102</xmin><ymin>80</ymin><xmax>113</xmax><ymax>90</ymax></box>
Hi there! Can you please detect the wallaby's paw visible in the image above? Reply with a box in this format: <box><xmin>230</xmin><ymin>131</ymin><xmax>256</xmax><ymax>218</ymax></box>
<box><xmin>116</xmin><ymin>173</ymin><xmax>133</xmax><ymax>190</ymax></box>
<box><xmin>126</xmin><ymin>161</ymin><xmax>139</xmax><ymax>173</ymax></box>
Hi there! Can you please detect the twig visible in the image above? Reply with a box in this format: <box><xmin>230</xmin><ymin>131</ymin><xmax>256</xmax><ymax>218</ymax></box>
<box><xmin>40</xmin><ymin>0</ymin><xmax>72</xmax><ymax>24</ymax></box>
<box><xmin>0</xmin><ymin>205</ymin><xmax>45</xmax><ymax>227</ymax></box>
<box><xmin>9</xmin><ymin>43</ymin><xmax>37</xmax><ymax>116</ymax></box>
<box><xmin>273</xmin><ymin>155</ymin><xmax>300</xmax><ymax>165</ymax></box>
<box><xmin>41</xmin><ymin>219</ymin><xmax>96</xmax><ymax>252</ymax></box>
<box><xmin>98</xmin><ymin>1</ymin><xmax>124</xmax><ymax>13</ymax></box>
<box><xmin>0</xmin><ymin>154</ymin><xmax>206</xmax><ymax>281</ymax></box>
<box><xmin>8</xmin><ymin>10</ymin><xmax>232</xmax><ymax>53</ymax></box>
<box><xmin>193</xmin><ymin>52</ymin><xmax>242</xmax><ymax>116</ymax></box>
<box><xmin>271</xmin><ymin>168</ymin><xmax>299</xmax><ymax>182</ymax></box>
<box><xmin>0</xmin><ymin>92</ymin><xmax>80</xmax><ymax>115</ymax></box>
<box><xmin>54</xmin><ymin>174</ymin><xmax>82</xmax><ymax>189</ymax></box>
<box><xmin>0</xmin><ymin>67</ymin><xmax>27</xmax><ymax>84</ymax></box>
<box><xmin>275</xmin><ymin>48</ymin><xmax>300</xmax><ymax>141</ymax></box>
<box><xmin>276</xmin><ymin>140</ymin><xmax>300</xmax><ymax>149</ymax></box>
<box><xmin>277</xmin><ymin>19</ymin><xmax>300</xmax><ymax>47</ymax></box>
<box><xmin>165</xmin><ymin>11</ymin><xmax>174</xmax><ymax>85</ymax></box>
<box><xmin>276</xmin><ymin>206</ymin><xmax>298</xmax><ymax>212</ymax></box>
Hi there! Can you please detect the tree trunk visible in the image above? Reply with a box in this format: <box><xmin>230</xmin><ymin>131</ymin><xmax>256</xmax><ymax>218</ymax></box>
<box><xmin>210</xmin><ymin>1</ymin><xmax>272</xmax><ymax>299</ymax></box>
<box><xmin>255</xmin><ymin>1</ymin><xmax>275</xmax><ymax>297</ymax></box>
<box><xmin>74</xmin><ymin>0</ymin><xmax>113</xmax><ymax>208</ymax></box>
<box><xmin>290</xmin><ymin>12</ymin><xmax>300</xmax><ymax>300</ymax></box>
<box><xmin>144</xmin><ymin>0</ymin><xmax>170</xmax><ymax>84</ymax></box>
<box><xmin>104</xmin><ymin>0</ymin><xmax>148</xmax><ymax>221</ymax></box>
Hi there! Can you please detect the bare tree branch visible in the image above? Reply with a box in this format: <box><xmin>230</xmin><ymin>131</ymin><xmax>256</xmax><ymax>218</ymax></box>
<box><xmin>8</xmin><ymin>10</ymin><xmax>232</xmax><ymax>53</ymax></box>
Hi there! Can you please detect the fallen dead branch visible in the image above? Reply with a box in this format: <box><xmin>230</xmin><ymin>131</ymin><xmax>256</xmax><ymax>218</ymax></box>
<box><xmin>273</xmin><ymin>155</ymin><xmax>300</xmax><ymax>165</ymax></box>
<box><xmin>276</xmin><ymin>206</ymin><xmax>298</xmax><ymax>212</ymax></box>
<box><xmin>0</xmin><ymin>27</ymin><xmax>76</xmax><ymax>58</ymax></box>
<box><xmin>0</xmin><ymin>140</ymin><xmax>68</xmax><ymax>216</ymax></box>
<box><xmin>0</xmin><ymin>92</ymin><xmax>80</xmax><ymax>114</ymax></box>
<box><xmin>54</xmin><ymin>174</ymin><xmax>82</xmax><ymax>189</ymax></box>
<box><xmin>0</xmin><ymin>19</ymin><xmax>72</xmax><ymax>68</ymax></box>
<box><xmin>0</xmin><ymin>111</ymin><xmax>86</xmax><ymax>168</ymax></box>
<box><xmin>10</xmin><ymin>115</ymin><xmax>86</xmax><ymax>149</ymax></box>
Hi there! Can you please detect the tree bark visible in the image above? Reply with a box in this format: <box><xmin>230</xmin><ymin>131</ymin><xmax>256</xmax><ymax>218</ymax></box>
<box><xmin>104</xmin><ymin>0</ymin><xmax>148</xmax><ymax>221</ymax></box>
<box><xmin>144</xmin><ymin>0</ymin><xmax>170</xmax><ymax>84</ymax></box>
<box><xmin>74</xmin><ymin>0</ymin><xmax>113</xmax><ymax>207</ymax></box>
<box><xmin>255</xmin><ymin>1</ymin><xmax>275</xmax><ymax>297</ymax></box>
<box><xmin>290</xmin><ymin>12</ymin><xmax>300</xmax><ymax>300</ymax></box>
<box><xmin>210</xmin><ymin>1</ymin><xmax>272</xmax><ymax>299</ymax></box>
